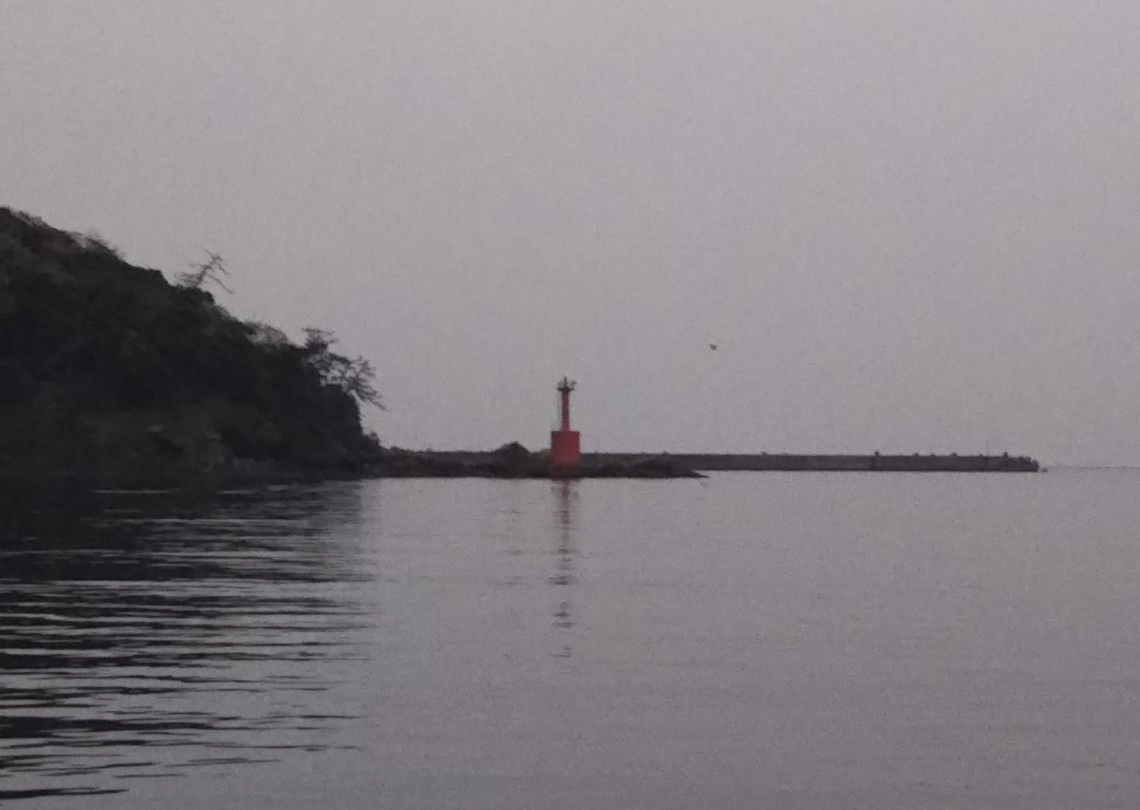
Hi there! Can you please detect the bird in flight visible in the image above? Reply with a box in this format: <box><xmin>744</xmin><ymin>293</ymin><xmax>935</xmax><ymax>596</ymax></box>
<box><xmin>709</xmin><ymin>343</ymin><xmax>718</xmax><ymax>351</ymax></box>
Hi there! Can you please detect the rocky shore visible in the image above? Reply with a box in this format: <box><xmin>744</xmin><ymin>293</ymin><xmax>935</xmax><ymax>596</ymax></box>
<box><xmin>375</xmin><ymin>443</ymin><xmax>703</xmax><ymax>479</ymax></box>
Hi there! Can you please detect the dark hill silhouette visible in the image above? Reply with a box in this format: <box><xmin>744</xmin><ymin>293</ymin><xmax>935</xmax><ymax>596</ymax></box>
<box><xmin>0</xmin><ymin>207</ymin><xmax>381</xmax><ymax>482</ymax></box>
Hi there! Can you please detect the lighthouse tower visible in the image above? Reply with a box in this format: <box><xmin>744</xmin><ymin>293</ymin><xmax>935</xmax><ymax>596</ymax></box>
<box><xmin>550</xmin><ymin>377</ymin><xmax>581</xmax><ymax>476</ymax></box>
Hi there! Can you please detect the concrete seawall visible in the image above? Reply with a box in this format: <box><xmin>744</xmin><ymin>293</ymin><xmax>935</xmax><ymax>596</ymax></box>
<box><xmin>409</xmin><ymin>451</ymin><xmax>1040</xmax><ymax>474</ymax></box>
<box><xmin>586</xmin><ymin>453</ymin><xmax>1040</xmax><ymax>473</ymax></box>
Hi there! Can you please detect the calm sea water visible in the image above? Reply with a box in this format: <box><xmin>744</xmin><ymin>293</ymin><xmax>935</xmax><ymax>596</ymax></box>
<box><xmin>3</xmin><ymin>470</ymin><xmax>1140</xmax><ymax>809</ymax></box>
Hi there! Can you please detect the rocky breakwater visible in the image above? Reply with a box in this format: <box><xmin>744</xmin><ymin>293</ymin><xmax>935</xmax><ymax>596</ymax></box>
<box><xmin>374</xmin><ymin>443</ymin><xmax>703</xmax><ymax>479</ymax></box>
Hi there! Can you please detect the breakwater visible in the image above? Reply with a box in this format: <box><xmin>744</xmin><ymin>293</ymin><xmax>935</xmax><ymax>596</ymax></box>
<box><xmin>388</xmin><ymin>449</ymin><xmax>1040</xmax><ymax>476</ymax></box>
<box><xmin>376</xmin><ymin>445</ymin><xmax>699</xmax><ymax>478</ymax></box>
<box><xmin>586</xmin><ymin>453</ymin><xmax>1040</xmax><ymax>473</ymax></box>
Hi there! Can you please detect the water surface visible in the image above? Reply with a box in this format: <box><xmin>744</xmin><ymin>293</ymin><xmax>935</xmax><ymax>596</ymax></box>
<box><xmin>3</xmin><ymin>471</ymin><xmax>1140</xmax><ymax>808</ymax></box>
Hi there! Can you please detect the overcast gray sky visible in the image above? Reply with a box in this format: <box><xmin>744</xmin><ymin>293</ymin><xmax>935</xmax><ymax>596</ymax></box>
<box><xmin>3</xmin><ymin>2</ymin><xmax>1139</xmax><ymax>464</ymax></box>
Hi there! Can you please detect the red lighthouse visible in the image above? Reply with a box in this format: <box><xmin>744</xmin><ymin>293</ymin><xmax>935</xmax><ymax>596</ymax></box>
<box><xmin>550</xmin><ymin>377</ymin><xmax>581</xmax><ymax>476</ymax></box>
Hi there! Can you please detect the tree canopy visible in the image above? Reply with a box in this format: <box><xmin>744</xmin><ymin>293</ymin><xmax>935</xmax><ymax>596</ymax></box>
<box><xmin>0</xmin><ymin>206</ymin><xmax>381</xmax><ymax>479</ymax></box>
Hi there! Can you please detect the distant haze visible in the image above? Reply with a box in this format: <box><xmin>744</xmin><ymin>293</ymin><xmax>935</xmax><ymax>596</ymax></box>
<box><xmin>4</xmin><ymin>2</ymin><xmax>1138</xmax><ymax>464</ymax></box>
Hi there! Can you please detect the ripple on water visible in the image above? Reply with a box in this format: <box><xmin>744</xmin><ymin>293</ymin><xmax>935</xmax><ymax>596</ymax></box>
<box><xmin>0</xmin><ymin>483</ymin><xmax>371</xmax><ymax>801</ymax></box>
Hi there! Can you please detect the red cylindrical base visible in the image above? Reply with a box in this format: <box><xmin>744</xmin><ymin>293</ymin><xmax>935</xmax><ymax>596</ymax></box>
<box><xmin>550</xmin><ymin>430</ymin><xmax>581</xmax><ymax>475</ymax></box>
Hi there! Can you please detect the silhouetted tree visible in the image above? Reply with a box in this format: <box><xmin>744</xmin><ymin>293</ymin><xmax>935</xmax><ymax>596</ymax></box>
<box><xmin>302</xmin><ymin>327</ymin><xmax>383</xmax><ymax>409</ymax></box>
<box><xmin>177</xmin><ymin>251</ymin><xmax>231</xmax><ymax>293</ymax></box>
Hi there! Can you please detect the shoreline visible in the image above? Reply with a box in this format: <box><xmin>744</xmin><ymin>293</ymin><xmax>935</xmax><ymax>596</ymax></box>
<box><xmin>0</xmin><ymin>449</ymin><xmax>1041</xmax><ymax>489</ymax></box>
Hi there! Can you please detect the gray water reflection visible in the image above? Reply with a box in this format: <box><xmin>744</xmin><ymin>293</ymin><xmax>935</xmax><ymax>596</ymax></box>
<box><xmin>7</xmin><ymin>472</ymin><xmax>1140</xmax><ymax>808</ymax></box>
<box><xmin>551</xmin><ymin>481</ymin><xmax>577</xmax><ymax>655</ymax></box>
<box><xmin>0</xmin><ymin>483</ymin><xmax>370</xmax><ymax>801</ymax></box>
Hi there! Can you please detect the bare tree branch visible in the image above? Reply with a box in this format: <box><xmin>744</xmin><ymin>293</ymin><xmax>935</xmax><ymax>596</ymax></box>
<box><xmin>177</xmin><ymin>251</ymin><xmax>231</xmax><ymax>293</ymax></box>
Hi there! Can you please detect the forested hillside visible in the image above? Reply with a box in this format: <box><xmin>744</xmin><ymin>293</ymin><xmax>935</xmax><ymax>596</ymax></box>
<box><xmin>0</xmin><ymin>207</ymin><xmax>381</xmax><ymax>481</ymax></box>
